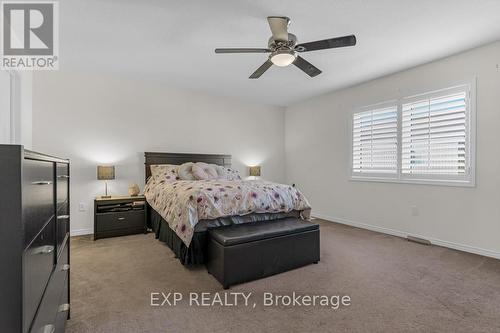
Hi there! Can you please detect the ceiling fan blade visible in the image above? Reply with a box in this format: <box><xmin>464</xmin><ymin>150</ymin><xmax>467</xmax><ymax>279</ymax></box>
<box><xmin>293</xmin><ymin>56</ymin><xmax>322</xmax><ymax>77</ymax></box>
<box><xmin>296</xmin><ymin>35</ymin><xmax>356</xmax><ymax>52</ymax></box>
<box><xmin>215</xmin><ymin>48</ymin><xmax>271</xmax><ymax>54</ymax></box>
<box><xmin>267</xmin><ymin>16</ymin><xmax>290</xmax><ymax>42</ymax></box>
<box><xmin>249</xmin><ymin>60</ymin><xmax>273</xmax><ymax>79</ymax></box>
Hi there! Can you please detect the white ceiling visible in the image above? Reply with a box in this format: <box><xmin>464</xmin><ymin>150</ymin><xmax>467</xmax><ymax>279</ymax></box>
<box><xmin>61</xmin><ymin>0</ymin><xmax>500</xmax><ymax>106</ymax></box>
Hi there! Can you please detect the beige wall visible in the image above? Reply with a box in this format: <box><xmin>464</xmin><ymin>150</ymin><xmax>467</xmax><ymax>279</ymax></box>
<box><xmin>285</xmin><ymin>42</ymin><xmax>500</xmax><ymax>258</ymax></box>
<box><xmin>32</xmin><ymin>71</ymin><xmax>286</xmax><ymax>235</ymax></box>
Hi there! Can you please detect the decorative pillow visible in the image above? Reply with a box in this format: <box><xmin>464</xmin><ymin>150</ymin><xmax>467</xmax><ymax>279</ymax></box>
<box><xmin>214</xmin><ymin>165</ymin><xmax>226</xmax><ymax>179</ymax></box>
<box><xmin>215</xmin><ymin>165</ymin><xmax>242</xmax><ymax>181</ymax></box>
<box><xmin>227</xmin><ymin>168</ymin><xmax>242</xmax><ymax>180</ymax></box>
<box><xmin>192</xmin><ymin>162</ymin><xmax>218</xmax><ymax>180</ymax></box>
<box><xmin>150</xmin><ymin>164</ymin><xmax>179</xmax><ymax>182</ymax></box>
<box><xmin>178</xmin><ymin>162</ymin><xmax>196</xmax><ymax>181</ymax></box>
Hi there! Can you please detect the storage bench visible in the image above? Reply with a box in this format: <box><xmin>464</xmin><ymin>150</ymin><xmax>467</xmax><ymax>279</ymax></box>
<box><xmin>206</xmin><ymin>218</ymin><xmax>320</xmax><ymax>289</ymax></box>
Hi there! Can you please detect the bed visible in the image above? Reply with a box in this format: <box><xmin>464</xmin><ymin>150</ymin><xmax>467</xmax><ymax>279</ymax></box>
<box><xmin>144</xmin><ymin>152</ymin><xmax>311</xmax><ymax>265</ymax></box>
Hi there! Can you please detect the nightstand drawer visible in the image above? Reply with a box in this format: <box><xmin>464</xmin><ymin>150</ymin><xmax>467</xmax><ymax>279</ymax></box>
<box><xmin>96</xmin><ymin>210</ymin><xmax>145</xmax><ymax>232</ymax></box>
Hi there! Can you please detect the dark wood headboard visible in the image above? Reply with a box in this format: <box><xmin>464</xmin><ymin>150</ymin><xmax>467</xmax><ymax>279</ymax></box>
<box><xmin>144</xmin><ymin>152</ymin><xmax>231</xmax><ymax>181</ymax></box>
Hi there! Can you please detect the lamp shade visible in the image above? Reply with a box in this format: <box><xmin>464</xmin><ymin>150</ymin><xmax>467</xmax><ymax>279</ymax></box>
<box><xmin>249</xmin><ymin>166</ymin><xmax>261</xmax><ymax>177</ymax></box>
<box><xmin>97</xmin><ymin>165</ymin><xmax>115</xmax><ymax>180</ymax></box>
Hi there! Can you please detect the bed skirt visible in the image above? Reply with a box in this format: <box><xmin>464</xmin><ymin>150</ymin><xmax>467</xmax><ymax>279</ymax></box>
<box><xmin>150</xmin><ymin>208</ymin><xmax>208</xmax><ymax>265</ymax></box>
<box><xmin>149</xmin><ymin>207</ymin><xmax>301</xmax><ymax>266</ymax></box>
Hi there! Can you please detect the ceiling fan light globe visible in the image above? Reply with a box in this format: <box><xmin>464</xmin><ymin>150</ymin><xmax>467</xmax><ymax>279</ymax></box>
<box><xmin>270</xmin><ymin>51</ymin><xmax>296</xmax><ymax>67</ymax></box>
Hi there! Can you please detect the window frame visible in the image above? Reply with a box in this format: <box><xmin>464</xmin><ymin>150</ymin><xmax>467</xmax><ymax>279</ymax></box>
<box><xmin>349</xmin><ymin>81</ymin><xmax>476</xmax><ymax>187</ymax></box>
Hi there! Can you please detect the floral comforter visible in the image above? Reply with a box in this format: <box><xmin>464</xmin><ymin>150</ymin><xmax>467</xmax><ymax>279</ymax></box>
<box><xmin>144</xmin><ymin>178</ymin><xmax>311</xmax><ymax>246</ymax></box>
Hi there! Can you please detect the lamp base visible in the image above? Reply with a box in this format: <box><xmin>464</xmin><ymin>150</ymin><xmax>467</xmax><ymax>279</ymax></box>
<box><xmin>101</xmin><ymin>181</ymin><xmax>111</xmax><ymax>199</ymax></box>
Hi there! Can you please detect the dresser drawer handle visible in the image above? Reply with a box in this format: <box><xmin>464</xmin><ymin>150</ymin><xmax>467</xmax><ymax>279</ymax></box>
<box><xmin>31</xmin><ymin>181</ymin><xmax>52</xmax><ymax>185</ymax></box>
<box><xmin>58</xmin><ymin>303</ymin><xmax>70</xmax><ymax>312</ymax></box>
<box><xmin>57</xmin><ymin>215</ymin><xmax>70</xmax><ymax>220</ymax></box>
<box><xmin>61</xmin><ymin>264</ymin><xmax>70</xmax><ymax>271</ymax></box>
<box><xmin>118</xmin><ymin>217</ymin><xmax>126</xmax><ymax>221</ymax></box>
<box><xmin>38</xmin><ymin>324</ymin><xmax>55</xmax><ymax>333</ymax></box>
<box><xmin>32</xmin><ymin>245</ymin><xmax>54</xmax><ymax>255</ymax></box>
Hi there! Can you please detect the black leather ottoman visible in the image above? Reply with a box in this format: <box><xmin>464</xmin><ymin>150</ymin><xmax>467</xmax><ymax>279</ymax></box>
<box><xmin>206</xmin><ymin>218</ymin><xmax>320</xmax><ymax>289</ymax></box>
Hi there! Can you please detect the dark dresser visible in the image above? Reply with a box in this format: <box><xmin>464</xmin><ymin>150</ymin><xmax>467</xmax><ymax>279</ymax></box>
<box><xmin>0</xmin><ymin>145</ymin><xmax>70</xmax><ymax>333</ymax></box>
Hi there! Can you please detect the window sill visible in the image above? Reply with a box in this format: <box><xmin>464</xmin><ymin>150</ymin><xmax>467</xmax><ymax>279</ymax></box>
<box><xmin>349</xmin><ymin>175</ymin><xmax>475</xmax><ymax>188</ymax></box>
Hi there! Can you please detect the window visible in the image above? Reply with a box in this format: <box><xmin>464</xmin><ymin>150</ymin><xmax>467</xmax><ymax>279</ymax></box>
<box><xmin>352</xmin><ymin>105</ymin><xmax>398</xmax><ymax>176</ymax></box>
<box><xmin>351</xmin><ymin>84</ymin><xmax>475</xmax><ymax>186</ymax></box>
<box><xmin>402</xmin><ymin>90</ymin><xmax>467</xmax><ymax>177</ymax></box>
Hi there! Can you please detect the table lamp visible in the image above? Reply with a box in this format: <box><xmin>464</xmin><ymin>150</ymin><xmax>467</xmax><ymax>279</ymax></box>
<box><xmin>97</xmin><ymin>165</ymin><xmax>115</xmax><ymax>198</ymax></box>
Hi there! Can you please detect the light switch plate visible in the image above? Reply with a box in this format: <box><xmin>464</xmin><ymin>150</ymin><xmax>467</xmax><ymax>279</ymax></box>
<box><xmin>79</xmin><ymin>202</ymin><xmax>86</xmax><ymax>212</ymax></box>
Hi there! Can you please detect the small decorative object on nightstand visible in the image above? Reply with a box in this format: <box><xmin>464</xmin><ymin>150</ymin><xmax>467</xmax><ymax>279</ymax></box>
<box><xmin>128</xmin><ymin>183</ymin><xmax>140</xmax><ymax>196</ymax></box>
<box><xmin>94</xmin><ymin>195</ymin><xmax>147</xmax><ymax>240</ymax></box>
<box><xmin>97</xmin><ymin>165</ymin><xmax>115</xmax><ymax>198</ymax></box>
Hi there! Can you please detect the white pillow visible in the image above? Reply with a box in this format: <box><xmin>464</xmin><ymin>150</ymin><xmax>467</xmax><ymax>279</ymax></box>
<box><xmin>192</xmin><ymin>162</ymin><xmax>218</xmax><ymax>180</ymax></box>
<box><xmin>178</xmin><ymin>162</ymin><xmax>196</xmax><ymax>181</ymax></box>
<box><xmin>150</xmin><ymin>164</ymin><xmax>179</xmax><ymax>182</ymax></box>
<box><xmin>215</xmin><ymin>165</ymin><xmax>226</xmax><ymax>179</ymax></box>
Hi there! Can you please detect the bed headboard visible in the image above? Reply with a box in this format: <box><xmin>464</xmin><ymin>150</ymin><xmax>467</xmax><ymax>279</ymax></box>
<box><xmin>144</xmin><ymin>152</ymin><xmax>231</xmax><ymax>181</ymax></box>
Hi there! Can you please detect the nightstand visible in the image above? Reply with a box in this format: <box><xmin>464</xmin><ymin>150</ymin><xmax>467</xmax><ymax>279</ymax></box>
<box><xmin>94</xmin><ymin>195</ymin><xmax>147</xmax><ymax>240</ymax></box>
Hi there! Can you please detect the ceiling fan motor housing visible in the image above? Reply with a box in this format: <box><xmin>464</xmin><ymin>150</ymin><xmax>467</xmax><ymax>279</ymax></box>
<box><xmin>214</xmin><ymin>15</ymin><xmax>356</xmax><ymax>78</ymax></box>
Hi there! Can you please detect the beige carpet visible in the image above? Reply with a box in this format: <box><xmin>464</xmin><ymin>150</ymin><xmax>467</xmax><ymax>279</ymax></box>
<box><xmin>67</xmin><ymin>220</ymin><xmax>500</xmax><ymax>333</ymax></box>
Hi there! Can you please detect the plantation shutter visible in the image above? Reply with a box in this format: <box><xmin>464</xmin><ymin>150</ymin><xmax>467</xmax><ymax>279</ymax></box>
<box><xmin>402</xmin><ymin>91</ymin><xmax>467</xmax><ymax>175</ymax></box>
<box><xmin>352</xmin><ymin>106</ymin><xmax>398</xmax><ymax>174</ymax></box>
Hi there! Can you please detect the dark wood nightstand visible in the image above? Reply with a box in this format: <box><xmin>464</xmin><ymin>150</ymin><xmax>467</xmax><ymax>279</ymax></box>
<box><xmin>94</xmin><ymin>195</ymin><xmax>147</xmax><ymax>240</ymax></box>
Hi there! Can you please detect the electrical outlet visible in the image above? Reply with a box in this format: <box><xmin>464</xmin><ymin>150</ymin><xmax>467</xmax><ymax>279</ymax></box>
<box><xmin>411</xmin><ymin>205</ymin><xmax>419</xmax><ymax>217</ymax></box>
<box><xmin>79</xmin><ymin>202</ymin><xmax>87</xmax><ymax>212</ymax></box>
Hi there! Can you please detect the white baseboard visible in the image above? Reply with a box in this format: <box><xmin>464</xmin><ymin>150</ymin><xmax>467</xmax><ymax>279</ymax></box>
<box><xmin>312</xmin><ymin>212</ymin><xmax>500</xmax><ymax>260</ymax></box>
<box><xmin>70</xmin><ymin>228</ymin><xmax>93</xmax><ymax>236</ymax></box>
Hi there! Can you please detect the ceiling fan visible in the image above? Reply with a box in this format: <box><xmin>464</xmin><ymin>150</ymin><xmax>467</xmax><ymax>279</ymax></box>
<box><xmin>215</xmin><ymin>16</ymin><xmax>356</xmax><ymax>79</ymax></box>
